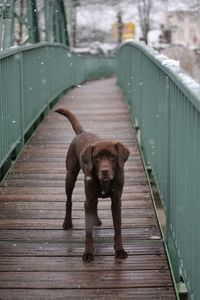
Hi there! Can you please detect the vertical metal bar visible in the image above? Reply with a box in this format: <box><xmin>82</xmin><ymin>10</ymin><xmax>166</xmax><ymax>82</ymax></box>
<box><xmin>18</xmin><ymin>0</ymin><xmax>25</xmax><ymax>46</ymax></box>
<box><xmin>26</xmin><ymin>0</ymin><xmax>39</xmax><ymax>44</ymax></box>
<box><xmin>165</xmin><ymin>77</ymin><xmax>180</xmax><ymax>285</ymax></box>
<box><xmin>59</xmin><ymin>0</ymin><xmax>69</xmax><ymax>46</ymax></box>
<box><xmin>2</xmin><ymin>0</ymin><xmax>15</xmax><ymax>49</ymax></box>
<box><xmin>19</xmin><ymin>51</ymin><xmax>24</xmax><ymax>146</ymax></box>
<box><xmin>54</xmin><ymin>0</ymin><xmax>60</xmax><ymax>43</ymax></box>
<box><xmin>0</xmin><ymin>58</ymin><xmax>4</xmax><ymax>163</ymax></box>
<box><xmin>0</xmin><ymin>1</ymin><xmax>4</xmax><ymax>50</ymax></box>
<box><xmin>56</xmin><ymin>0</ymin><xmax>63</xmax><ymax>44</ymax></box>
<box><xmin>44</xmin><ymin>0</ymin><xmax>54</xmax><ymax>42</ymax></box>
<box><xmin>71</xmin><ymin>0</ymin><xmax>76</xmax><ymax>47</ymax></box>
<box><xmin>138</xmin><ymin>50</ymin><xmax>143</xmax><ymax>147</ymax></box>
<box><xmin>165</xmin><ymin>75</ymin><xmax>170</xmax><ymax>239</ymax></box>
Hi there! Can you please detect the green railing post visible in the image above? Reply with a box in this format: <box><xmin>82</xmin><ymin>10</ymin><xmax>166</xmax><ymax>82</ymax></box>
<box><xmin>26</xmin><ymin>0</ymin><xmax>40</xmax><ymax>44</ymax></box>
<box><xmin>165</xmin><ymin>76</ymin><xmax>180</xmax><ymax>285</ymax></box>
<box><xmin>0</xmin><ymin>1</ymin><xmax>3</xmax><ymax>50</ymax></box>
<box><xmin>139</xmin><ymin>50</ymin><xmax>143</xmax><ymax>145</ymax></box>
<box><xmin>58</xmin><ymin>0</ymin><xmax>69</xmax><ymax>46</ymax></box>
<box><xmin>165</xmin><ymin>75</ymin><xmax>171</xmax><ymax>239</ymax></box>
<box><xmin>52</xmin><ymin>0</ymin><xmax>69</xmax><ymax>45</ymax></box>
<box><xmin>44</xmin><ymin>0</ymin><xmax>55</xmax><ymax>42</ymax></box>
<box><xmin>54</xmin><ymin>0</ymin><xmax>60</xmax><ymax>43</ymax></box>
<box><xmin>20</xmin><ymin>51</ymin><xmax>25</xmax><ymax>147</ymax></box>
<box><xmin>2</xmin><ymin>0</ymin><xmax>15</xmax><ymax>49</ymax></box>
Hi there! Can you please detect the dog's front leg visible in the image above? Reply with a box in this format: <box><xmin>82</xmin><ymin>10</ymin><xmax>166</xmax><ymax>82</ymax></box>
<box><xmin>82</xmin><ymin>198</ymin><xmax>95</xmax><ymax>262</ymax></box>
<box><xmin>111</xmin><ymin>194</ymin><xmax>128</xmax><ymax>259</ymax></box>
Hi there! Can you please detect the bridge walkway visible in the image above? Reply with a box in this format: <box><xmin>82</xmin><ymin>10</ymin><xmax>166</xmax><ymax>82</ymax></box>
<box><xmin>0</xmin><ymin>78</ymin><xmax>176</xmax><ymax>299</ymax></box>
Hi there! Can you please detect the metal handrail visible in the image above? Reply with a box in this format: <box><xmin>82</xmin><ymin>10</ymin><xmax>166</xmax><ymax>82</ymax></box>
<box><xmin>117</xmin><ymin>41</ymin><xmax>200</xmax><ymax>300</ymax></box>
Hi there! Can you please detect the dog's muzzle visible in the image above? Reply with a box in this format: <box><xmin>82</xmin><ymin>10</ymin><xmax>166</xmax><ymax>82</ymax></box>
<box><xmin>99</xmin><ymin>168</ymin><xmax>114</xmax><ymax>182</ymax></box>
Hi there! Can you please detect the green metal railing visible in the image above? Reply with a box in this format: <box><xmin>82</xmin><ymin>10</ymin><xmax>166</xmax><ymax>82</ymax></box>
<box><xmin>0</xmin><ymin>42</ymin><xmax>116</xmax><ymax>180</ymax></box>
<box><xmin>1</xmin><ymin>39</ymin><xmax>200</xmax><ymax>300</ymax></box>
<box><xmin>116</xmin><ymin>42</ymin><xmax>200</xmax><ymax>300</ymax></box>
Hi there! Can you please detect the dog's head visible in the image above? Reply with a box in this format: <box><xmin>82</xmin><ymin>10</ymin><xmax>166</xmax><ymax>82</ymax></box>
<box><xmin>80</xmin><ymin>141</ymin><xmax>129</xmax><ymax>182</ymax></box>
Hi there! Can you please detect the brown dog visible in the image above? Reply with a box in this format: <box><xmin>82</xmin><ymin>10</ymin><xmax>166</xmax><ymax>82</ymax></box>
<box><xmin>56</xmin><ymin>108</ymin><xmax>129</xmax><ymax>262</ymax></box>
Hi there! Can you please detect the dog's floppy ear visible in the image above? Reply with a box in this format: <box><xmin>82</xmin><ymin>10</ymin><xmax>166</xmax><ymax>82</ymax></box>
<box><xmin>116</xmin><ymin>142</ymin><xmax>130</xmax><ymax>168</ymax></box>
<box><xmin>80</xmin><ymin>145</ymin><xmax>93</xmax><ymax>174</ymax></box>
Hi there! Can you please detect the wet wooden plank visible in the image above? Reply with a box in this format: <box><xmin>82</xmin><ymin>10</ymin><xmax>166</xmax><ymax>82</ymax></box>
<box><xmin>0</xmin><ymin>78</ymin><xmax>176</xmax><ymax>299</ymax></box>
<box><xmin>0</xmin><ymin>217</ymin><xmax>158</xmax><ymax>229</ymax></box>
<box><xmin>0</xmin><ymin>227</ymin><xmax>161</xmax><ymax>241</ymax></box>
<box><xmin>0</xmin><ymin>241</ymin><xmax>164</xmax><ymax>257</ymax></box>
<box><xmin>0</xmin><ymin>270</ymin><xmax>173</xmax><ymax>289</ymax></box>
<box><xmin>0</xmin><ymin>186</ymin><xmax>150</xmax><ymax>195</ymax></box>
<box><xmin>0</xmin><ymin>199</ymin><xmax>153</xmax><ymax>209</ymax></box>
<box><xmin>0</xmin><ymin>210</ymin><xmax>156</xmax><ymax>221</ymax></box>
<box><xmin>0</xmin><ymin>255</ymin><xmax>168</xmax><ymax>272</ymax></box>
<box><xmin>0</xmin><ymin>207</ymin><xmax>156</xmax><ymax>219</ymax></box>
<box><xmin>0</xmin><ymin>194</ymin><xmax>152</xmax><ymax>203</ymax></box>
<box><xmin>1</xmin><ymin>173</ymin><xmax>146</xmax><ymax>184</ymax></box>
<box><xmin>0</xmin><ymin>288</ymin><xmax>176</xmax><ymax>300</ymax></box>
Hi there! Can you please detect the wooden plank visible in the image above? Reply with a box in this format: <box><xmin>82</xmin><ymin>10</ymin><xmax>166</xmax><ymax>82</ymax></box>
<box><xmin>0</xmin><ymin>208</ymin><xmax>156</xmax><ymax>219</ymax></box>
<box><xmin>0</xmin><ymin>186</ymin><xmax>150</xmax><ymax>195</ymax></box>
<box><xmin>0</xmin><ymin>228</ymin><xmax>161</xmax><ymax>241</ymax></box>
<box><xmin>0</xmin><ymin>200</ymin><xmax>153</xmax><ymax>209</ymax></box>
<box><xmin>0</xmin><ymin>241</ymin><xmax>164</xmax><ymax>256</ymax></box>
<box><xmin>0</xmin><ymin>288</ymin><xmax>177</xmax><ymax>300</ymax></box>
<box><xmin>0</xmin><ymin>255</ymin><xmax>168</xmax><ymax>271</ymax></box>
<box><xmin>2</xmin><ymin>179</ymin><xmax>148</xmax><ymax>188</ymax></box>
<box><xmin>0</xmin><ymin>270</ymin><xmax>173</xmax><ymax>289</ymax></box>
<box><xmin>0</xmin><ymin>217</ymin><xmax>158</xmax><ymax>229</ymax></box>
<box><xmin>0</xmin><ymin>194</ymin><xmax>152</xmax><ymax>203</ymax></box>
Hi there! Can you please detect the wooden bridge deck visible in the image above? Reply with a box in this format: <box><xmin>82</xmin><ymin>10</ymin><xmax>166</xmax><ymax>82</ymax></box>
<box><xmin>0</xmin><ymin>78</ymin><xmax>176</xmax><ymax>299</ymax></box>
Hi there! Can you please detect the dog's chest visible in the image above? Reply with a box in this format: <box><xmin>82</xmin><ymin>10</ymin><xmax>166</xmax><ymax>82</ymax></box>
<box><xmin>98</xmin><ymin>182</ymin><xmax>115</xmax><ymax>199</ymax></box>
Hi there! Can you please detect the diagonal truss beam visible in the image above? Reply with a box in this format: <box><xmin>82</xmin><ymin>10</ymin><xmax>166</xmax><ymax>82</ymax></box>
<box><xmin>0</xmin><ymin>0</ymin><xmax>69</xmax><ymax>50</ymax></box>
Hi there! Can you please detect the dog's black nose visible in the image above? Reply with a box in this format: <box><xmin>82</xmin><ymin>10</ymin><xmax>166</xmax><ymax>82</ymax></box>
<box><xmin>102</xmin><ymin>169</ymin><xmax>109</xmax><ymax>176</ymax></box>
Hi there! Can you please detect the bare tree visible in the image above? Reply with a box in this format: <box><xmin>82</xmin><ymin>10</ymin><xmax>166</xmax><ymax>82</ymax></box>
<box><xmin>185</xmin><ymin>0</ymin><xmax>200</xmax><ymax>10</ymax></box>
<box><xmin>137</xmin><ymin>0</ymin><xmax>152</xmax><ymax>44</ymax></box>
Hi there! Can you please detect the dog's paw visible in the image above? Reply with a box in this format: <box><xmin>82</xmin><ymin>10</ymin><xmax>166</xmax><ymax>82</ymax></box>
<box><xmin>82</xmin><ymin>251</ymin><xmax>95</xmax><ymax>263</ymax></box>
<box><xmin>63</xmin><ymin>220</ymin><xmax>73</xmax><ymax>230</ymax></box>
<box><xmin>115</xmin><ymin>249</ymin><xmax>128</xmax><ymax>259</ymax></box>
<box><xmin>93</xmin><ymin>217</ymin><xmax>102</xmax><ymax>226</ymax></box>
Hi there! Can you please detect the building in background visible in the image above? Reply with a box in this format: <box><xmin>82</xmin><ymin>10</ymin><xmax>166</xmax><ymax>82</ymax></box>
<box><xmin>163</xmin><ymin>10</ymin><xmax>200</xmax><ymax>49</ymax></box>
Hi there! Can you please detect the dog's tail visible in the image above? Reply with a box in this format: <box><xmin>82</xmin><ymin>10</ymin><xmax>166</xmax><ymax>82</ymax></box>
<box><xmin>55</xmin><ymin>108</ymin><xmax>84</xmax><ymax>135</ymax></box>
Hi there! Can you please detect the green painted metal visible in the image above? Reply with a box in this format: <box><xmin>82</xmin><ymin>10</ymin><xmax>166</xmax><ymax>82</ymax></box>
<box><xmin>26</xmin><ymin>0</ymin><xmax>40</xmax><ymax>44</ymax></box>
<box><xmin>1</xmin><ymin>0</ymin><xmax>15</xmax><ymax>49</ymax></box>
<box><xmin>0</xmin><ymin>0</ymin><xmax>40</xmax><ymax>48</ymax></box>
<box><xmin>0</xmin><ymin>1</ymin><xmax>4</xmax><ymax>49</ymax></box>
<box><xmin>57</xmin><ymin>0</ymin><xmax>69</xmax><ymax>46</ymax></box>
<box><xmin>44</xmin><ymin>0</ymin><xmax>69</xmax><ymax>45</ymax></box>
<box><xmin>0</xmin><ymin>0</ymin><xmax>69</xmax><ymax>49</ymax></box>
<box><xmin>116</xmin><ymin>42</ymin><xmax>200</xmax><ymax>300</ymax></box>
<box><xmin>0</xmin><ymin>42</ymin><xmax>116</xmax><ymax>181</ymax></box>
<box><xmin>44</xmin><ymin>0</ymin><xmax>54</xmax><ymax>43</ymax></box>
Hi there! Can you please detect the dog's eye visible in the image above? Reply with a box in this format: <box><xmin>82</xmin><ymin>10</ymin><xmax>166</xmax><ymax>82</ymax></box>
<box><xmin>94</xmin><ymin>156</ymin><xmax>100</xmax><ymax>162</ymax></box>
<box><xmin>110</xmin><ymin>155</ymin><xmax>116</xmax><ymax>161</ymax></box>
